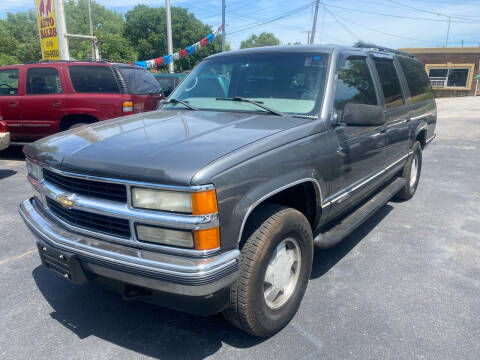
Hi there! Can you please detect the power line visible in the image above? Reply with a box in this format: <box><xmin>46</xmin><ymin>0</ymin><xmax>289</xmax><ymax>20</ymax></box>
<box><xmin>228</xmin><ymin>3</ymin><xmax>313</xmax><ymax>35</ymax></box>
<box><xmin>331</xmin><ymin>11</ymin><xmax>435</xmax><ymax>44</ymax></box>
<box><xmin>325</xmin><ymin>8</ymin><xmax>357</xmax><ymax>41</ymax></box>
<box><xmin>323</xmin><ymin>2</ymin><xmax>480</xmax><ymax>23</ymax></box>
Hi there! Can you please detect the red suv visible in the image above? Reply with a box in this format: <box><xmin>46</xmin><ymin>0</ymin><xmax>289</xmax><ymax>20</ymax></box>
<box><xmin>0</xmin><ymin>61</ymin><xmax>163</xmax><ymax>143</ymax></box>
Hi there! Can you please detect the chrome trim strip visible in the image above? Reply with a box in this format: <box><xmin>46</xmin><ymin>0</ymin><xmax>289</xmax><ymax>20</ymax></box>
<box><xmin>237</xmin><ymin>178</ymin><xmax>324</xmax><ymax>243</ymax></box>
<box><xmin>410</xmin><ymin>112</ymin><xmax>433</xmax><ymax>121</ymax></box>
<box><xmin>42</xmin><ymin>165</ymin><xmax>214</xmax><ymax>192</ymax></box>
<box><xmin>32</xmin><ymin>176</ymin><xmax>219</xmax><ymax>230</ymax></box>
<box><xmin>19</xmin><ymin>198</ymin><xmax>239</xmax><ymax>295</ymax></box>
<box><xmin>29</xmin><ymin>175</ymin><xmax>220</xmax><ymax>258</ymax></box>
<box><xmin>323</xmin><ymin>152</ymin><xmax>412</xmax><ymax>207</ymax></box>
<box><xmin>426</xmin><ymin>134</ymin><xmax>436</xmax><ymax>144</ymax></box>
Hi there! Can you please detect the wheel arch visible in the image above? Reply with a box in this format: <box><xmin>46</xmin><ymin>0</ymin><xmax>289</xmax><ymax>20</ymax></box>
<box><xmin>60</xmin><ymin>114</ymin><xmax>99</xmax><ymax>131</ymax></box>
<box><xmin>236</xmin><ymin>178</ymin><xmax>324</xmax><ymax>245</ymax></box>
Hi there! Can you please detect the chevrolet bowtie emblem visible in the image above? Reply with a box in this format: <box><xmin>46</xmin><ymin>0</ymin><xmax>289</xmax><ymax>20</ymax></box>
<box><xmin>56</xmin><ymin>195</ymin><xmax>75</xmax><ymax>209</ymax></box>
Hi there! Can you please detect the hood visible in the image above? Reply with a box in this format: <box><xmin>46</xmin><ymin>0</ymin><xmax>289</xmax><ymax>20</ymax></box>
<box><xmin>25</xmin><ymin>110</ymin><xmax>311</xmax><ymax>185</ymax></box>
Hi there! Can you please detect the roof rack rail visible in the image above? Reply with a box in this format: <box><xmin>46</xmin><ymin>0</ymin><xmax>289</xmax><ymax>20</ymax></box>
<box><xmin>25</xmin><ymin>59</ymin><xmax>109</xmax><ymax>64</ymax></box>
<box><xmin>353</xmin><ymin>42</ymin><xmax>414</xmax><ymax>58</ymax></box>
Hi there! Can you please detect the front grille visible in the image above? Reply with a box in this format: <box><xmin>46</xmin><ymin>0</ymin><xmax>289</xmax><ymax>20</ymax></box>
<box><xmin>47</xmin><ymin>198</ymin><xmax>131</xmax><ymax>239</ymax></box>
<box><xmin>43</xmin><ymin>169</ymin><xmax>127</xmax><ymax>203</ymax></box>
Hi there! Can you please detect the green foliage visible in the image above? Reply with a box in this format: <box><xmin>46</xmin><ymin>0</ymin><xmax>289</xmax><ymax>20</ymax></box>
<box><xmin>125</xmin><ymin>5</ymin><xmax>227</xmax><ymax>72</ymax></box>
<box><xmin>0</xmin><ymin>11</ymin><xmax>41</xmax><ymax>63</ymax></box>
<box><xmin>240</xmin><ymin>32</ymin><xmax>280</xmax><ymax>49</ymax></box>
<box><xmin>0</xmin><ymin>1</ymin><xmax>227</xmax><ymax>71</ymax></box>
<box><xmin>64</xmin><ymin>0</ymin><xmax>136</xmax><ymax>62</ymax></box>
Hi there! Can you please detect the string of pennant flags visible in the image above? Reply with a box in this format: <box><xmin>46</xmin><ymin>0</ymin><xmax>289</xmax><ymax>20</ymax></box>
<box><xmin>133</xmin><ymin>25</ymin><xmax>223</xmax><ymax>69</ymax></box>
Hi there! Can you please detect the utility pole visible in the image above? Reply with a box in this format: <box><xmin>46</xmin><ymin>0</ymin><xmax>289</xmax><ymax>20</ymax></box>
<box><xmin>445</xmin><ymin>16</ymin><xmax>451</xmax><ymax>47</ymax></box>
<box><xmin>166</xmin><ymin>0</ymin><xmax>174</xmax><ymax>73</ymax></box>
<box><xmin>310</xmin><ymin>0</ymin><xmax>320</xmax><ymax>44</ymax></box>
<box><xmin>221</xmin><ymin>0</ymin><xmax>226</xmax><ymax>52</ymax></box>
<box><xmin>319</xmin><ymin>3</ymin><xmax>326</xmax><ymax>44</ymax></box>
<box><xmin>87</xmin><ymin>0</ymin><xmax>96</xmax><ymax>61</ymax></box>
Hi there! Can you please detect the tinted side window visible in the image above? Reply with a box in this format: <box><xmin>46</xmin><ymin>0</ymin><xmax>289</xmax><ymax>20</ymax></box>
<box><xmin>0</xmin><ymin>69</ymin><xmax>19</xmax><ymax>95</ymax></box>
<box><xmin>117</xmin><ymin>68</ymin><xmax>161</xmax><ymax>94</ymax></box>
<box><xmin>69</xmin><ymin>66</ymin><xmax>119</xmax><ymax>93</ymax></box>
<box><xmin>373</xmin><ymin>59</ymin><xmax>404</xmax><ymax>108</ymax></box>
<box><xmin>335</xmin><ymin>57</ymin><xmax>377</xmax><ymax>110</ymax></box>
<box><xmin>397</xmin><ymin>56</ymin><xmax>433</xmax><ymax>103</ymax></box>
<box><xmin>27</xmin><ymin>68</ymin><xmax>62</xmax><ymax>95</ymax></box>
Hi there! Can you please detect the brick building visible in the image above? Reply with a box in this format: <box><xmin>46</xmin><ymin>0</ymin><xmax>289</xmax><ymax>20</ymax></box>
<box><xmin>399</xmin><ymin>47</ymin><xmax>480</xmax><ymax>97</ymax></box>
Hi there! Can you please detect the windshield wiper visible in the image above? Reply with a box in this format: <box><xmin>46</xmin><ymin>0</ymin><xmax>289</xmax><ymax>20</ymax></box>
<box><xmin>164</xmin><ymin>98</ymin><xmax>198</xmax><ymax>111</ymax></box>
<box><xmin>215</xmin><ymin>96</ymin><xmax>285</xmax><ymax>116</ymax></box>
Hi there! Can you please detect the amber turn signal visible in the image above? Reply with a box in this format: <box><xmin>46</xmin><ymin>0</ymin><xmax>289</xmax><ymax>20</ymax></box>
<box><xmin>194</xmin><ymin>227</ymin><xmax>220</xmax><ymax>250</ymax></box>
<box><xmin>192</xmin><ymin>189</ymin><xmax>218</xmax><ymax>215</ymax></box>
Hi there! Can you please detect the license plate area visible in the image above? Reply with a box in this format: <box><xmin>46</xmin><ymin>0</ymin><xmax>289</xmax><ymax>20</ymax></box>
<box><xmin>37</xmin><ymin>243</ymin><xmax>88</xmax><ymax>285</ymax></box>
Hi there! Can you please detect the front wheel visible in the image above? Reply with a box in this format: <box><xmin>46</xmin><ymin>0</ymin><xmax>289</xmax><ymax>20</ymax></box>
<box><xmin>223</xmin><ymin>205</ymin><xmax>313</xmax><ymax>337</ymax></box>
<box><xmin>396</xmin><ymin>141</ymin><xmax>422</xmax><ymax>200</ymax></box>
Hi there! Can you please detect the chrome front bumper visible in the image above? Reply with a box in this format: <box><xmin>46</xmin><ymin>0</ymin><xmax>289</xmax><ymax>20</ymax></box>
<box><xmin>0</xmin><ymin>132</ymin><xmax>10</xmax><ymax>151</ymax></box>
<box><xmin>19</xmin><ymin>198</ymin><xmax>239</xmax><ymax>297</ymax></box>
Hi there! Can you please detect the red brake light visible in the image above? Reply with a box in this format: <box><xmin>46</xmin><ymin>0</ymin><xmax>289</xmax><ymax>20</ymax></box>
<box><xmin>0</xmin><ymin>121</ymin><xmax>8</xmax><ymax>133</ymax></box>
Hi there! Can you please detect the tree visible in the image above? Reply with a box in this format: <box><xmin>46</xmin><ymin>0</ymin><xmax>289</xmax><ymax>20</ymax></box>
<box><xmin>240</xmin><ymin>32</ymin><xmax>280</xmax><ymax>49</ymax></box>
<box><xmin>0</xmin><ymin>11</ymin><xmax>41</xmax><ymax>63</ymax></box>
<box><xmin>64</xmin><ymin>0</ymin><xmax>136</xmax><ymax>62</ymax></box>
<box><xmin>125</xmin><ymin>5</ymin><xmax>227</xmax><ymax>72</ymax></box>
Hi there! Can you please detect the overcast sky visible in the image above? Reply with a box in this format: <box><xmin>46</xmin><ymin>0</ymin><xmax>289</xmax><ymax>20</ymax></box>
<box><xmin>2</xmin><ymin>0</ymin><xmax>480</xmax><ymax>51</ymax></box>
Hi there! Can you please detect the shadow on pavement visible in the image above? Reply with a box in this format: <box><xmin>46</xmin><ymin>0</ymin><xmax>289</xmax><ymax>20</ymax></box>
<box><xmin>0</xmin><ymin>145</ymin><xmax>25</xmax><ymax>161</ymax></box>
<box><xmin>311</xmin><ymin>204</ymin><xmax>393</xmax><ymax>279</ymax></box>
<box><xmin>32</xmin><ymin>203</ymin><xmax>394</xmax><ymax>359</ymax></box>
<box><xmin>32</xmin><ymin>266</ymin><xmax>263</xmax><ymax>360</ymax></box>
<box><xmin>0</xmin><ymin>169</ymin><xmax>17</xmax><ymax>180</ymax></box>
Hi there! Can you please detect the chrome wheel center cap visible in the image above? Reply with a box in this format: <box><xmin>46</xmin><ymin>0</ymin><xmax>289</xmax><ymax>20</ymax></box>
<box><xmin>263</xmin><ymin>238</ymin><xmax>301</xmax><ymax>309</ymax></box>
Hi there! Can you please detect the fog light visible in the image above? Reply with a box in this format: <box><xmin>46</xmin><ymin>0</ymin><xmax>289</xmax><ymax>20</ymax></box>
<box><xmin>136</xmin><ymin>224</ymin><xmax>194</xmax><ymax>248</ymax></box>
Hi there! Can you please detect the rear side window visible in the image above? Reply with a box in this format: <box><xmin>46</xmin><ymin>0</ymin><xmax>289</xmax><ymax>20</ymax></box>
<box><xmin>334</xmin><ymin>57</ymin><xmax>377</xmax><ymax>110</ymax></box>
<box><xmin>117</xmin><ymin>68</ymin><xmax>160</xmax><ymax>94</ymax></box>
<box><xmin>397</xmin><ymin>56</ymin><xmax>433</xmax><ymax>103</ymax></box>
<box><xmin>0</xmin><ymin>69</ymin><xmax>19</xmax><ymax>95</ymax></box>
<box><xmin>69</xmin><ymin>66</ymin><xmax>119</xmax><ymax>93</ymax></box>
<box><xmin>373</xmin><ymin>59</ymin><xmax>404</xmax><ymax>108</ymax></box>
<box><xmin>27</xmin><ymin>67</ymin><xmax>62</xmax><ymax>94</ymax></box>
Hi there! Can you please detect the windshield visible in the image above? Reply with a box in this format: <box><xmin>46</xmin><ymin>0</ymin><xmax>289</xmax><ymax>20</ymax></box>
<box><xmin>118</xmin><ymin>67</ymin><xmax>161</xmax><ymax>94</ymax></box>
<box><xmin>165</xmin><ymin>52</ymin><xmax>329</xmax><ymax>115</ymax></box>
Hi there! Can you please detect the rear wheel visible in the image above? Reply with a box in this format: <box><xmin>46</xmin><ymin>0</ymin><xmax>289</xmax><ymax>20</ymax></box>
<box><xmin>396</xmin><ymin>141</ymin><xmax>422</xmax><ymax>200</ymax></box>
<box><xmin>224</xmin><ymin>205</ymin><xmax>313</xmax><ymax>337</ymax></box>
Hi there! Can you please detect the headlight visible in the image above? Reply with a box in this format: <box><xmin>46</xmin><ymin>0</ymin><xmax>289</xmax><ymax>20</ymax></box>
<box><xmin>136</xmin><ymin>224</ymin><xmax>194</xmax><ymax>248</ymax></box>
<box><xmin>132</xmin><ymin>188</ymin><xmax>192</xmax><ymax>213</ymax></box>
<box><xmin>131</xmin><ymin>187</ymin><xmax>218</xmax><ymax>215</ymax></box>
<box><xmin>26</xmin><ymin>158</ymin><xmax>43</xmax><ymax>180</ymax></box>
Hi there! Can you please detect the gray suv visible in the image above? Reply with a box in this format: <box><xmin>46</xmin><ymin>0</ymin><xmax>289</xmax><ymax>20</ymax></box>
<box><xmin>20</xmin><ymin>44</ymin><xmax>436</xmax><ymax>337</ymax></box>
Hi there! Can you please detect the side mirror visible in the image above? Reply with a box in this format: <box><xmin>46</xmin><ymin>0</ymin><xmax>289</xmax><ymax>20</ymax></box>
<box><xmin>342</xmin><ymin>103</ymin><xmax>385</xmax><ymax>126</ymax></box>
<box><xmin>156</xmin><ymin>99</ymin><xmax>166</xmax><ymax>110</ymax></box>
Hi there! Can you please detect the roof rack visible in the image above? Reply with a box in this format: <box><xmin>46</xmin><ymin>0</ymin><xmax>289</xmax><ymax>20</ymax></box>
<box><xmin>353</xmin><ymin>42</ymin><xmax>414</xmax><ymax>58</ymax></box>
<box><xmin>25</xmin><ymin>59</ymin><xmax>109</xmax><ymax>64</ymax></box>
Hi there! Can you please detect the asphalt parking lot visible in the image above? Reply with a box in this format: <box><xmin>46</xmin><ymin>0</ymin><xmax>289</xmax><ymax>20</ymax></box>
<box><xmin>0</xmin><ymin>97</ymin><xmax>479</xmax><ymax>360</ymax></box>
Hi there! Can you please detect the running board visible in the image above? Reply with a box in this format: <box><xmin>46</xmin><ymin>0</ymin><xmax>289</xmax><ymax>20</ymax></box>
<box><xmin>314</xmin><ymin>177</ymin><xmax>406</xmax><ymax>248</ymax></box>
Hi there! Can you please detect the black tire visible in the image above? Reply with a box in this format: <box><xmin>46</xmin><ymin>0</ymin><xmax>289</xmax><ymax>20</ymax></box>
<box><xmin>223</xmin><ymin>204</ymin><xmax>313</xmax><ymax>337</ymax></box>
<box><xmin>396</xmin><ymin>141</ymin><xmax>422</xmax><ymax>201</ymax></box>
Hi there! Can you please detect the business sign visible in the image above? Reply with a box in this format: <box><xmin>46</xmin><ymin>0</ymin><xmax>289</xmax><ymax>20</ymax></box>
<box><xmin>35</xmin><ymin>0</ymin><xmax>60</xmax><ymax>60</ymax></box>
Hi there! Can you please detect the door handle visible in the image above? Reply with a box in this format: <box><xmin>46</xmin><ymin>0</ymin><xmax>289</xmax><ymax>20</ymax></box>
<box><xmin>380</xmin><ymin>128</ymin><xmax>387</xmax><ymax>133</ymax></box>
<box><xmin>51</xmin><ymin>101</ymin><xmax>63</xmax><ymax>107</ymax></box>
<box><xmin>8</xmin><ymin>101</ymin><xmax>19</xmax><ymax>108</ymax></box>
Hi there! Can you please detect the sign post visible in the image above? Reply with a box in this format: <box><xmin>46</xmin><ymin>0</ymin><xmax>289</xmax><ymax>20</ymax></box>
<box><xmin>35</xmin><ymin>0</ymin><xmax>69</xmax><ymax>60</ymax></box>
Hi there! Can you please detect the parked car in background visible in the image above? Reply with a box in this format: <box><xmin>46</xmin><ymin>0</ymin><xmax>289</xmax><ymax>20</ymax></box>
<box><xmin>0</xmin><ymin>61</ymin><xmax>163</xmax><ymax>144</ymax></box>
<box><xmin>20</xmin><ymin>44</ymin><xmax>436</xmax><ymax>337</ymax></box>
<box><xmin>154</xmin><ymin>72</ymin><xmax>186</xmax><ymax>97</ymax></box>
